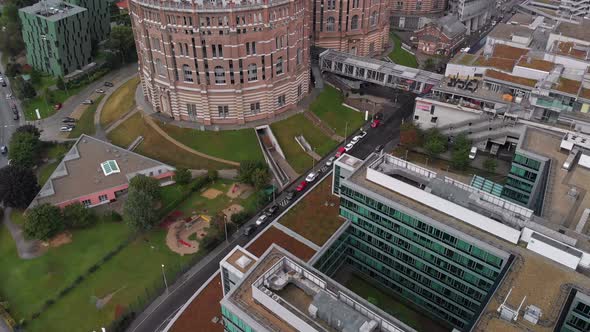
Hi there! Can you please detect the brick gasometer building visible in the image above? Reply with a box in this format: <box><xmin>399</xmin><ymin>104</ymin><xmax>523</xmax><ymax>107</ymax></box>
<box><xmin>311</xmin><ymin>0</ymin><xmax>390</xmax><ymax>56</ymax></box>
<box><xmin>130</xmin><ymin>0</ymin><xmax>310</xmax><ymax>125</ymax></box>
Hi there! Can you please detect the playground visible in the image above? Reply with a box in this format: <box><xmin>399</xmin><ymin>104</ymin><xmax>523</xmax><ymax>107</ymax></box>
<box><xmin>165</xmin><ymin>215</ymin><xmax>210</xmax><ymax>255</ymax></box>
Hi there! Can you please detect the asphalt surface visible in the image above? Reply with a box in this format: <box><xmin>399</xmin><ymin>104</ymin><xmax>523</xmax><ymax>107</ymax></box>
<box><xmin>0</xmin><ymin>55</ymin><xmax>25</xmax><ymax>167</ymax></box>
<box><xmin>126</xmin><ymin>92</ymin><xmax>416</xmax><ymax>332</ymax></box>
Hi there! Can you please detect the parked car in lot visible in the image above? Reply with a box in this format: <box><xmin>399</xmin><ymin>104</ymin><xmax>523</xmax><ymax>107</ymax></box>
<box><xmin>54</xmin><ymin>103</ymin><xmax>63</xmax><ymax>110</ymax></box>
<box><xmin>264</xmin><ymin>205</ymin><xmax>279</xmax><ymax>217</ymax></box>
<box><xmin>344</xmin><ymin>142</ymin><xmax>354</xmax><ymax>151</ymax></box>
<box><xmin>325</xmin><ymin>156</ymin><xmax>335</xmax><ymax>167</ymax></box>
<box><xmin>62</xmin><ymin>117</ymin><xmax>76</xmax><ymax>123</ymax></box>
<box><xmin>305</xmin><ymin>172</ymin><xmax>318</xmax><ymax>183</ymax></box>
<box><xmin>371</xmin><ymin>119</ymin><xmax>381</xmax><ymax>128</ymax></box>
<box><xmin>60</xmin><ymin>126</ymin><xmax>74</xmax><ymax>132</ymax></box>
<box><xmin>374</xmin><ymin>144</ymin><xmax>384</xmax><ymax>153</ymax></box>
<box><xmin>335</xmin><ymin>146</ymin><xmax>346</xmax><ymax>157</ymax></box>
<box><xmin>255</xmin><ymin>214</ymin><xmax>268</xmax><ymax>226</ymax></box>
<box><xmin>469</xmin><ymin>146</ymin><xmax>478</xmax><ymax>160</ymax></box>
<box><xmin>296</xmin><ymin>181</ymin><xmax>307</xmax><ymax>192</ymax></box>
<box><xmin>82</xmin><ymin>99</ymin><xmax>93</xmax><ymax>105</ymax></box>
<box><xmin>1</xmin><ymin>146</ymin><xmax>8</xmax><ymax>155</ymax></box>
<box><xmin>243</xmin><ymin>224</ymin><xmax>256</xmax><ymax>236</ymax></box>
<box><xmin>95</xmin><ymin>88</ymin><xmax>106</xmax><ymax>94</ymax></box>
<box><xmin>104</xmin><ymin>81</ymin><xmax>114</xmax><ymax>87</ymax></box>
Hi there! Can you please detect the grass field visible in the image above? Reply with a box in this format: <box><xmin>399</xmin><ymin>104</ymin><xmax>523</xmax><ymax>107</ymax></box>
<box><xmin>68</xmin><ymin>96</ymin><xmax>103</xmax><ymax>138</ymax></box>
<box><xmin>23</xmin><ymin>87</ymin><xmax>83</xmax><ymax>121</ymax></box>
<box><xmin>310</xmin><ymin>86</ymin><xmax>365</xmax><ymax>138</ymax></box>
<box><xmin>107</xmin><ymin>113</ymin><xmax>228</xmax><ymax>170</ymax></box>
<box><xmin>37</xmin><ymin>161</ymin><xmax>60</xmax><ymax>186</ymax></box>
<box><xmin>270</xmin><ymin>114</ymin><xmax>338</xmax><ymax>174</ymax></box>
<box><xmin>279</xmin><ymin>178</ymin><xmax>344</xmax><ymax>246</ymax></box>
<box><xmin>158</xmin><ymin>123</ymin><xmax>264</xmax><ymax>163</ymax></box>
<box><xmin>388</xmin><ymin>33</ymin><xmax>419</xmax><ymax>68</ymax></box>
<box><xmin>345</xmin><ymin>274</ymin><xmax>448</xmax><ymax>332</ymax></box>
<box><xmin>100</xmin><ymin>76</ymin><xmax>139</xmax><ymax>128</ymax></box>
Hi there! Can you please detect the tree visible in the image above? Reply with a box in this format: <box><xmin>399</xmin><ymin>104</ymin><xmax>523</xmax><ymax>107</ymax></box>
<box><xmin>238</xmin><ymin>160</ymin><xmax>268</xmax><ymax>186</ymax></box>
<box><xmin>15</xmin><ymin>124</ymin><xmax>41</xmax><ymax>138</ymax></box>
<box><xmin>63</xmin><ymin>203</ymin><xmax>96</xmax><ymax>229</ymax></box>
<box><xmin>124</xmin><ymin>189</ymin><xmax>159</xmax><ymax>230</ymax></box>
<box><xmin>0</xmin><ymin>165</ymin><xmax>39</xmax><ymax>208</ymax></box>
<box><xmin>128</xmin><ymin>174</ymin><xmax>160</xmax><ymax>201</ymax></box>
<box><xmin>43</xmin><ymin>87</ymin><xmax>55</xmax><ymax>104</ymax></box>
<box><xmin>423</xmin><ymin>58</ymin><xmax>437</xmax><ymax>71</ymax></box>
<box><xmin>23</xmin><ymin>203</ymin><xmax>63</xmax><ymax>240</ymax></box>
<box><xmin>251</xmin><ymin>168</ymin><xmax>270</xmax><ymax>190</ymax></box>
<box><xmin>5</xmin><ymin>62</ymin><xmax>21</xmax><ymax>78</ymax></box>
<box><xmin>106</xmin><ymin>26</ymin><xmax>136</xmax><ymax>63</ymax></box>
<box><xmin>484</xmin><ymin>158</ymin><xmax>498</xmax><ymax>173</ymax></box>
<box><xmin>22</xmin><ymin>81</ymin><xmax>36</xmax><ymax>99</ymax></box>
<box><xmin>30</xmin><ymin>69</ymin><xmax>41</xmax><ymax>86</ymax></box>
<box><xmin>0</xmin><ymin>21</ymin><xmax>24</xmax><ymax>57</ymax></box>
<box><xmin>423</xmin><ymin>128</ymin><xmax>446</xmax><ymax>158</ymax></box>
<box><xmin>450</xmin><ymin>133</ymin><xmax>472</xmax><ymax>170</ymax></box>
<box><xmin>8</xmin><ymin>131</ymin><xmax>41</xmax><ymax>169</ymax></box>
<box><xmin>56</xmin><ymin>76</ymin><xmax>66</xmax><ymax>91</ymax></box>
<box><xmin>174</xmin><ymin>168</ymin><xmax>191</xmax><ymax>185</ymax></box>
<box><xmin>400</xmin><ymin>122</ymin><xmax>421</xmax><ymax>149</ymax></box>
<box><xmin>104</xmin><ymin>51</ymin><xmax>122</xmax><ymax>70</ymax></box>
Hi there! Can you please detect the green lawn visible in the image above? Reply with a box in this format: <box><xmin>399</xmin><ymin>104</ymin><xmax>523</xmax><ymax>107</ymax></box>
<box><xmin>68</xmin><ymin>96</ymin><xmax>103</xmax><ymax>138</ymax></box>
<box><xmin>270</xmin><ymin>113</ymin><xmax>338</xmax><ymax>174</ymax></box>
<box><xmin>388</xmin><ymin>33</ymin><xmax>419</xmax><ymax>68</ymax></box>
<box><xmin>159</xmin><ymin>123</ymin><xmax>264</xmax><ymax>163</ymax></box>
<box><xmin>310</xmin><ymin>86</ymin><xmax>365</xmax><ymax>138</ymax></box>
<box><xmin>23</xmin><ymin>87</ymin><xmax>83</xmax><ymax>120</ymax></box>
<box><xmin>41</xmin><ymin>142</ymin><xmax>71</xmax><ymax>160</ymax></box>
<box><xmin>37</xmin><ymin>161</ymin><xmax>60</xmax><ymax>186</ymax></box>
<box><xmin>100</xmin><ymin>76</ymin><xmax>139</xmax><ymax>127</ymax></box>
<box><xmin>345</xmin><ymin>274</ymin><xmax>448</xmax><ymax>332</ymax></box>
<box><xmin>107</xmin><ymin>113</ymin><xmax>228</xmax><ymax>170</ymax></box>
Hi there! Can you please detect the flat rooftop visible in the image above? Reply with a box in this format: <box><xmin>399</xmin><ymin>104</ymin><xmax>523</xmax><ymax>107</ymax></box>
<box><xmin>225</xmin><ymin>247</ymin><xmax>257</xmax><ymax>274</ymax></box>
<box><xmin>223</xmin><ymin>246</ymin><xmax>415</xmax><ymax>332</ymax></box>
<box><xmin>488</xmin><ymin>23</ymin><xmax>534</xmax><ymax>42</ymax></box>
<box><xmin>555</xmin><ymin>19</ymin><xmax>590</xmax><ymax>42</ymax></box>
<box><xmin>20</xmin><ymin>0</ymin><xmax>86</xmax><ymax>21</ymax></box>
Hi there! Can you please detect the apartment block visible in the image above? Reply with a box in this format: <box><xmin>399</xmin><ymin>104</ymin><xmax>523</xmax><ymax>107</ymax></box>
<box><xmin>19</xmin><ymin>0</ymin><xmax>92</xmax><ymax>77</ymax></box>
<box><xmin>66</xmin><ymin>0</ymin><xmax>110</xmax><ymax>43</ymax></box>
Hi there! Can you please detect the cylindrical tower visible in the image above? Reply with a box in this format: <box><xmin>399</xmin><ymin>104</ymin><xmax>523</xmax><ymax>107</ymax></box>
<box><xmin>129</xmin><ymin>0</ymin><xmax>310</xmax><ymax>125</ymax></box>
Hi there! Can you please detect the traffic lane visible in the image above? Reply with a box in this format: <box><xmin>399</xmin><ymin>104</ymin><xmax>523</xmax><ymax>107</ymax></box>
<box><xmin>0</xmin><ymin>84</ymin><xmax>22</xmax><ymax>167</ymax></box>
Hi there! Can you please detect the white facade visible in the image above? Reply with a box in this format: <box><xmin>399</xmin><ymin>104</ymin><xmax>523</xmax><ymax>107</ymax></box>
<box><xmin>526</xmin><ymin>233</ymin><xmax>582</xmax><ymax>269</ymax></box>
<box><xmin>413</xmin><ymin>97</ymin><xmax>483</xmax><ymax>129</ymax></box>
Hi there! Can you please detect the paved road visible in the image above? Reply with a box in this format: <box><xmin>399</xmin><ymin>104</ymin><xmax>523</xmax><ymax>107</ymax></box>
<box><xmin>0</xmin><ymin>55</ymin><xmax>25</xmax><ymax>168</ymax></box>
<box><xmin>126</xmin><ymin>92</ymin><xmax>416</xmax><ymax>332</ymax></box>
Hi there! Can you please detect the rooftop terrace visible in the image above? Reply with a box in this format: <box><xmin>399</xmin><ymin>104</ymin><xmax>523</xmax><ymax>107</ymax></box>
<box><xmin>20</xmin><ymin>0</ymin><xmax>85</xmax><ymax>20</ymax></box>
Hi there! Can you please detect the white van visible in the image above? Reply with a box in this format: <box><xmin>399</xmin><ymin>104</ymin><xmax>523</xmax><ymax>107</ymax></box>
<box><xmin>469</xmin><ymin>146</ymin><xmax>478</xmax><ymax>160</ymax></box>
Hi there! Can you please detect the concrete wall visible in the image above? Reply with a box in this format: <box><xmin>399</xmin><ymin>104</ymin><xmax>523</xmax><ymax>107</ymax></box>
<box><xmin>413</xmin><ymin>98</ymin><xmax>482</xmax><ymax>129</ymax></box>
<box><xmin>257</xmin><ymin>125</ymin><xmax>286</xmax><ymax>159</ymax></box>
<box><xmin>445</xmin><ymin>63</ymin><xmax>489</xmax><ymax>78</ymax></box>
<box><xmin>526</xmin><ymin>233</ymin><xmax>582</xmax><ymax>269</ymax></box>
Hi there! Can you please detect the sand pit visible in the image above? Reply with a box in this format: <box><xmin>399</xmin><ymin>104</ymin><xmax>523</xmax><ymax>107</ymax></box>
<box><xmin>223</xmin><ymin>204</ymin><xmax>244</xmax><ymax>221</ymax></box>
<box><xmin>166</xmin><ymin>215</ymin><xmax>210</xmax><ymax>255</ymax></box>
<box><xmin>201</xmin><ymin>188</ymin><xmax>223</xmax><ymax>199</ymax></box>
<box><xmin>226</xmin><ymin>183</ymin><xmax>254</xmax><ymax>199</ymax></box>
<box><xmin>44</xmin><ymin>232</ymin><xmax>72</xmax><ymax>248</ymax></box>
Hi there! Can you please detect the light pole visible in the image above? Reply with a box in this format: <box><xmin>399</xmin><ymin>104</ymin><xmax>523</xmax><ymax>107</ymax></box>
<box><xmin>344</xmin><ymin>121</ymin><xmax>349</xmax><ymax>143</ymax></box>
<box><xmin>161</xmin><ymin>264</ymin><xmax>169</xmax><ymax>293</ymax></box>
<box><xmin>223</xmin><ymin>214</ymin><xmax>228</xmax><ymax>242</ymax></box>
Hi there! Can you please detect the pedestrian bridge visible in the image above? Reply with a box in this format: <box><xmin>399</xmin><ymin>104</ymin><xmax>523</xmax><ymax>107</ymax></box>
<box><xmin>319</xmin><ymin>49</ymin><xmax>443</xmax><ymax>94</ymax></box>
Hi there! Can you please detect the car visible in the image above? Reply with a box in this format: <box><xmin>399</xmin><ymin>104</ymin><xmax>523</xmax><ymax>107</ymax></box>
<box><xmin>469</xmin><ymin>146</ymin><xmax>478</xmax><ymax>160</ymax></box>
<box><xmin>285</xmin><ymin>190</ymin><xmax>296</xmax><ymax>201</ymax></box>
<box><xmin>370</xmin><ymin>119</ymin><xmax>381</xmax><ymax>128</ymax></box>
<box><xmin>60</xmin><ymin>126</ymin><xmax>74</xmax><ymax>132</ymax></box>
<box><xmin>1</xmin><ymin>81</ymin><xmax>6</xmax><ymax>87</ymax></box>
<box><xmin>5</xmin><ymin>93</ymin><xmax>12</xmax><ymax>100</ymax></box>
<box><xmin>62</xmin><ymin>117</ymin><xmax>76</xmax><ymax>123</ymax></box>
<box><xmin>1</xmin><ymin>146</ymin><xmax>7</xmax><ymax>155</ymax></box>
<box><xmin>264</xmin><ymin>205</ymin><xmax>279</xmax><ymax>217</ymax></box>
<box><xmin>243</xmin><ymin>224</ymin><xmax>256</xmax><ymax>236</ymax></box>
<box><xmin>82</xmin><ymin>99</ymin><xmax>93</xmax><ymax>105</ymax></box>
<box><xmin>95</xmin><ymin>88</ymin><xmax>106</xmax><ymax>94</ymax></box>
<box><xmin>344</xmin><ymin>142</ymin><xmax>354</xmax><ymax>151</ymax></box>
<box><xmin>255</xmin><ymin>214</ymin><xmax>268</xmax><ymax>226</ymax></box>
<box><xmin>296</xmin><ymin>181</ymin><xmax>307</xmax><ymax>192</ymax></box>
<box><xmin>351</xmin><ymin>135</ymin><xmax>362</xmax><ymax>144</ymax></box>
<box><xmin>358</xmin><ymin>130</ymin><xmax>367</xmax><ymax>138</ymax></box>
<box><xmin>325</xmin><ymin>156</ymin><xmax>336</xmax><ymax>167</ymax></box>
<box><xmin>13</xmin><ymin>112</ymin><xmax>19</xmax><ymax>121</ymax></box>
<box><xmin>305</xmin><ymin>172</ymin><xmax>318</xmax><ymax>182</ymax></box>
<box><xmin>373</xmin><ymin>112</ymin><xmax>383</xmax><ymax>120</ymax></box>
<box><xmin>54</xmin><ymin>103</ymin><xmax>63</xmax><ymax>110</ymax></box>
<box><xmin>374</xmin><ymin>144</ymin><xmax>384</xmax><ymax>153</ymax></box>
<box><xmin>104</xmin><ymin>81</ymin><xmax>114</xmax><ymax>87</ymax></box>
<box><xmin>11</xmin><ymin>105</ymin><xmax>18</xmax><ymax>115</ymax></box>
<box><xmin>335</xmin><ymin>146</ymin><xmax>346</xmax><ymax>157</ymax></box>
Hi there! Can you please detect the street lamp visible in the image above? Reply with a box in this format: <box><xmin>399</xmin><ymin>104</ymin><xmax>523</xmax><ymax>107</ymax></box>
<box><xmin>161</xmin><ymin>264</ymin><xmax>169</xmax><ymax>293</ymax></box>
<box><xmin>223</xmin><ymin>214</ymin><xmax>228</xmax><ymax>242</ymax></box>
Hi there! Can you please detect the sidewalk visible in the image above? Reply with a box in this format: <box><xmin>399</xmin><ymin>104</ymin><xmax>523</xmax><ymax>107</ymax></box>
<box><xmin>1</xmin><ymin>207</ymin><xmax>43</xmax><ymax>259</ymax></box>
<box><xmin>94</xmin><ymin>73</ymin><xmax>139</xmax><ymax>140</ymax></box>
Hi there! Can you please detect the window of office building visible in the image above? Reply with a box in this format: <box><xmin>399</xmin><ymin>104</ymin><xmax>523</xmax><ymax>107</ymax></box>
<box><xmin>214</xmin><ymin>66</ymin><xmax>226</xmax><ymax>84</ymax></box>
<box><xmin>218</xmin><ymin>105</ymin><xmax>229</xmax><ymax>118</ymax></box>
<box><xmin>182</xmin><ymin>64</ymin><xmax>193</xmax><ymax>82</ymax></box>
<box><xmin>277</xmin><ymin>94</ymin><xmax>286</xmax><ymax>107</ymax></box>
<box><xmin>276</xmin><ymin>57</ymin><xmax>283</xmax><ymax>75</ymax></box>
<box><xmin>248</xmin><ymin>63</ymin><xmax>257</xmax><ymax>81</ymax></box>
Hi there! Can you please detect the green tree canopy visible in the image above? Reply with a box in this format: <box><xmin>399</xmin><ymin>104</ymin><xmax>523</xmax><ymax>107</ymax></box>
<box><xmin>23</xmin><ymin>203</ymin><xmax>63</xmax><ymax>240</ymax></box>
<box><xmin>124</xmin><ymin>189</ymin><xmax>159</xmax><ymax>230</ymax></box>
<box><xmin>63</xmin><ymin>202</ymin><xmax>96</xmax><ymax>229</ymax></box>
<box><xmin>8</xmin><ymin>131</ymin><xmax>41</xmax><ymax>169</ymax></box>
<box><xmin>450</xmin><ymin>133</ymin><xmax>472</xmax><ymax>170</ymax></box>
<box><xmin>15</xmin><ymin>124</ymin><xmax>41</xmax><ymax>138</ymax></box>
<box><xmin>423</xmin><ymin>128</ymin><xmax>447</xmax><ymax>158</ymax></box>
<box><xmin>174</xmin><ymin>168</ymin><xmax>191</xmax><ymax>185</ymax></box>
<box><xmin>129</xmin><ymin>174</ymin><xmax>160</xmax><ymax>201</ymax></box>
<box><xmin>0</xmin><ymin>165</ymin><xmax>39</xmax><ymax>209</ymax></box>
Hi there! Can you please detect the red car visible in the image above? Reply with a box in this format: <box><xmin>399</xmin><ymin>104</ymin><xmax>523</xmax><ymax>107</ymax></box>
<box><xmin>371</xmin><ymin>119</ymin><xmax>381</xmax><ymax>128</ymax></box>
<box><xmin>335</xmin><ymin>146</ymin><xmax>346</xmax><ymax>158</ymax></box>
<box><xmin>54</xmin><ymin>103</ymin><xmax>63</xmax><ymax>110</ymax></box>
<box><xmin>296</xmin><ymin>181</ymin><xmax>307</xmax><ymax>192</ymax></box>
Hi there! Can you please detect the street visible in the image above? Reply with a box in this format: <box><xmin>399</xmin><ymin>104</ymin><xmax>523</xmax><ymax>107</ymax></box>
<box><xmin>126</xmin><ymin>91</ymin><xmax>416</xmax><ymax>332</ymax></box>
<box><xmin>0</xmin><ymin>56</ymin><xmax>25</xmax><ymax>168</ymax></box>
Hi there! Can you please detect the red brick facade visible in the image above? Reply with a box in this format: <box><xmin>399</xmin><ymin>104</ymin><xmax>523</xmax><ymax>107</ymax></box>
<box><xmin>415</xmin><ymin>23</ymin><xmax>463</xmax><ymax>56</ymax></box>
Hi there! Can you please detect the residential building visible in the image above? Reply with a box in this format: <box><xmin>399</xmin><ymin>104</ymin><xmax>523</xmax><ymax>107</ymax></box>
<box><xmin>389</xmin><ymin>0</ymin><xmax>448</xmax><ymax>30</ymax></box>
<box><xmin>66</xmin><ymin>0</ymin><xmax>110</xmax><ymax>43</ymax></box>
<box><xmin>129</xmin><ymin>0</ymin><xmax>310</xmax><ymax>125</ymax></box>
<box><xmin>219</xmin><ymin>246</ymin><xmax>258</xmax><ymax>296</ymax></box>
<box><xmin>448</xmin><ymin>0</ymin><xmax>494</xmax><ymax>34</ymax></box>
<box><xmin>414</xmin><ymin>14</ymin><xmax>467</xmax><ymax>56</ymax></box>
<box><xmin>558</xmin><ymin>289</ymin><xmax>590</xmax><ymax>332</ymax></box>
<box><xmin>311</xmin><ymin>0</ymin><xmax>390</xmax><ymax>57</ymax></box>
<box><xmin>27</xmin><ymin>134</ymin><xmax>175</xmax><ymax>210</ymax></box>
<box><xmin>18</xmin><ymin>0</ymin><xmax>92</xmax><ymax>77</ymax></box>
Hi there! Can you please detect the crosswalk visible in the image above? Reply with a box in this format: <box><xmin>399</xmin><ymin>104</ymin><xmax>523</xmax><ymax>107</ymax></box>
<box><xmin>278</xmin><ymin>199</ymin><xmax>290</xmax><ymax>207</ymax></box>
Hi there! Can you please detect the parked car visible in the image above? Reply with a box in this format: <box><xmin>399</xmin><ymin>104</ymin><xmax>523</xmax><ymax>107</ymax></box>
<box><xmin>1</xmin><ymin>81</ymin><xmax>6</xmax><ymax>87</ymax></box>
<box><xmin>104</xmin><ymin>81</ymin><xmax>114</xmax><ymax>87</ymax></box>
<box><xmin>344</xmin><ymin>142</ymin><xmax>354</xmax><ymax>151</ymax></box>
<box><xmin>1</xmin><ymin>146</ymin><xmax>7</xmax><ymax>155</ymax></box>
<box><xmin>358</xmin><ymin>130</ymin><xmax>367</xmax><ymax>138</ymax></box>
<box><xmin>351</xmin><ymin>135</ymin><xmax>362</xmax><ymax>144</ymax></box>
<box><xmin>60</xmin><ymin>126</ymin><xmax>74</xmax><ymax>132</ymax></box>
<box><xmin>5</xmin><ymin>93</ymin><xmax>12</xmax><ymax>100</ymax></box>
<box><xmin>62</xmin><ymin>117</ymin><xmax>76</xmax><ymax>123</ymax></box>
<box><xmin>285</xmin><ymin>190</ymin><xmax>296</xmax><ymax>201</ymax></box>
<box><xmin>469</xmin><ymin>146</ymin><xmax>478</xmax><ymax>160</ymax></box>
<box><xmin>255</xmin><ymin>214</ymin><xmax>268</xmax><ymax>226</ymax></box>
<box><xmin>95</xmin><ymin>88</ymin><xmax>106</xmax><ymax>94</ymax></box>
<box><xmin>243</xmin><ymin>224</ymin><xmax>256</xmax><ymax>236</ymax></box>
<box><xmin>54</xmin><ymin>103</ymin><xmax>63</xmax><ymax>110</ymax></box>
<box><xmin>325</xmin><ymin>156</ymin><xmax>336</xmax><ymax>167</ymax></box>
<box><xmin>11</xmin><ymin>105</ymin><xmax>18</xmax><ymax>115</ymax></box>
<box><xmin>13</xmin><ymin>112</ymin><xmax>19</xmax><ymax>121</ymax></box>
<box><xmin>305</xmin><ymin>172</ymin><xmax>318</xmax><ymax>183</ymax></box>
<box><xmin>335</xmin><ymin>146</ymin><xmax>346</xmax><ymax>158</ymax></box>
<box><xmin>82</xmin><ymin>99</ymin><xmax>93</xmax><ymax>105</ymax></box>
<box><xmin>374</xmin><ymin>144</ymin><xmax>384</xmax><ymax>153</ymax></box>
<box><xmin>370</xmin><ymin>119</ymin><xmax>381</xmax><ymax>128</ymax></box>
<box><xmin>296</xmin><ymin>181</ymin><xmax>307</xmax><ymax>192</ymax></box>
<box><xmin>264</xmin><ymin>205</ymin><xmax>279</xmax><ymax>217</ymax></box>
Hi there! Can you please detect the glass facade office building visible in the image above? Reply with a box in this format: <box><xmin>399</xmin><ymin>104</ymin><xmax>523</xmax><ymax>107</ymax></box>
<box><xmin>315</xmin><ymin>163</ymin><xmax>512</xmax><ymax>331</ymax></box>
<box><xmin>559</xmin><ymin>290</ymin><xmax>590</xmax><ymax>332</ymax></box>
<box><xmin>501</xmin><ymin>151</ymin><xmax>549</xmax><ymax>213</ymax></box>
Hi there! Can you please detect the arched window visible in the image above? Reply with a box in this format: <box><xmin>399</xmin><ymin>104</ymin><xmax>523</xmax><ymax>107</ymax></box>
<box><xmin>155</xmin><ymin>58</ymin><xmax>165</xmax><ymax>76</ymax></box>
<box><xmin>214</xmin><ymin>66</ymin><xmax>226</xmax><ymax>84</ymax></box>
<box><xmin>296</xmin><ymin>48</ymin><xmax>302</xmax><ymax>65</ymax></box>
<box><xmin>183</xmin><ymin>64</ymin><xmax>193</xmax><ymax>82</ymax></box>
<box><xmin>370</xmin><ymin>11</ymin><xmax>377</xmax><ymax>26</ymax></box>
<box><xmin>276</xmin><ymin>57</ymin><xmax>283</xmax><ymax>75</ymax></box>
<box><xmin>351</xmin><ymin>15</ymin><xmax>359</xmax><ymax>30</ymax></box>
<box><xmin>326</xmin><ymin>17</ymin><xmax>335</xmax><ymax>32</ymax></box>
<box><xmin>248</xmin><ymin>63</ymin><xmax>257</xmax><ymax>81</ymax></box>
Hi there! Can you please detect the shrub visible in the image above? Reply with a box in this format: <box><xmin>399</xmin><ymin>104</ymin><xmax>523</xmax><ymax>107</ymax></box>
<box><xmin>23</xmin><ymin>204</ymin><xmax>63</xmax><ymax>240</ymax></box>
<box><xmin>110</xmin><ymin>210</ymin><xmax>123</xmax><ymax>222</ymax></box>
<box><xmin>174</xmin><ymin>168</ymin><xmax>191</xmax><ymax>185</ymax></box>
<box><xmin>207</xmin><ymin>169</ymin><xmax>219</xmax><ymax>181</ymax></box>
<box><xmin>63</xmin><ymin>203</ymin><xmax>97</xmax><ymax>229</ymax></box>
<box><xmin>231</xmin><ymin>210</ymin><xmax>253</xmax><ymax>225</ymax></box>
